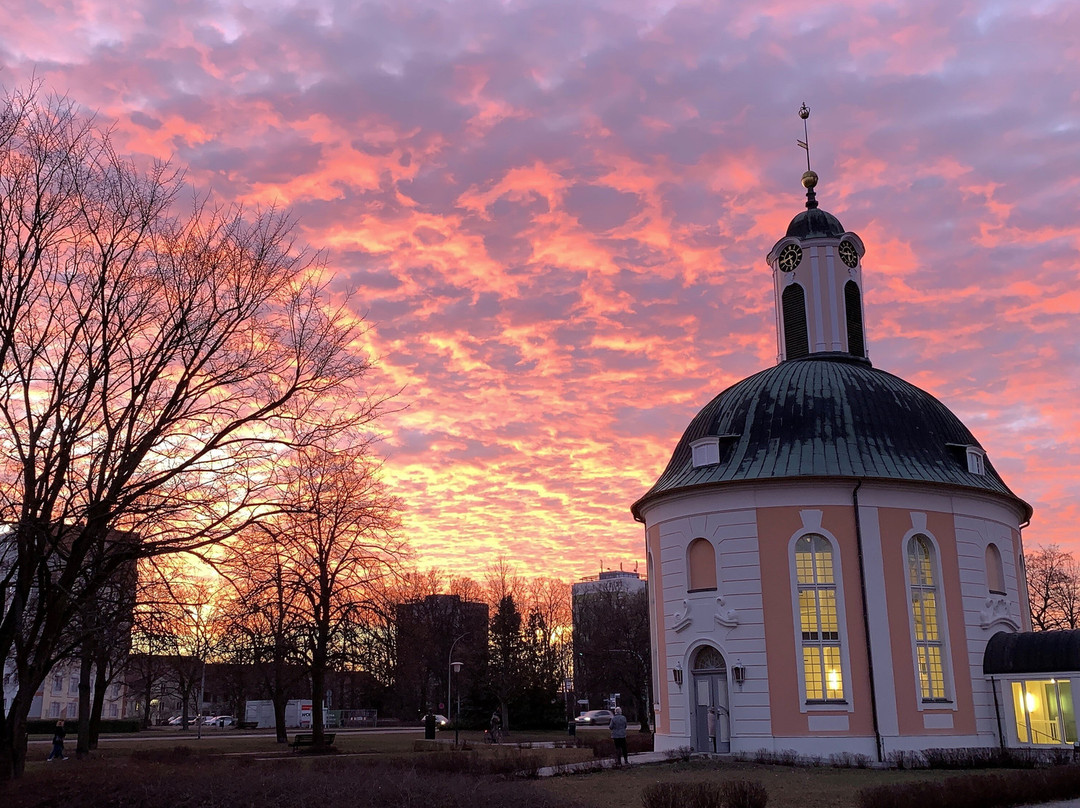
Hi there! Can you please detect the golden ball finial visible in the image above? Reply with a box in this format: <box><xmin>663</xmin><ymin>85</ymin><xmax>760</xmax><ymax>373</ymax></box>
<box><xmin>799</xmin><ymin>102</ymin><xmax>810</xmax><ymax>120</ymax></box>
<box><xmin>801</xmin><ymin>170</ymin><xmax>818</xmax><ymax>189</ymax></box>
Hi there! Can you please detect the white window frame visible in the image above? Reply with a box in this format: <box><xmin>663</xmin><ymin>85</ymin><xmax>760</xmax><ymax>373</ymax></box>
<box><xmin>690</xmin><ymin>438</ymin><xmax>721</xmax><ymax>468</ymax></box>
<box><xmin>966</xmin><ymin>447</ymin><xmax>986</xmax><ymax>475</ymax></box>
<box><xmin>903</xmin><ymin>529</ymin><xmax>955</xmax><ymax>708</ymax></box>
<box><xmin>788</xmin><ymin>526</ymin><xmax>854</xmax><ymax>713</ymax></box>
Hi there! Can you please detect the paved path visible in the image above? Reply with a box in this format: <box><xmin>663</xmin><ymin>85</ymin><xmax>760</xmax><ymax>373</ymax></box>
<box><xmin>536</xmin><ymin>750</ymin><xmax>670</xmax><ymax>776</ymax></box>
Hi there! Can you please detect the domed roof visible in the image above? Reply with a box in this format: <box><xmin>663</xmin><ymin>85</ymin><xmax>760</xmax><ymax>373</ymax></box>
<box><xmin>632</xmin><ymin>355</ymin><xmax>1030</xmax><ymax>519</ymax></box>
<box><xmin>786</xmin><ymin>207</ymin><xmax>845</xmax><ymax>239</ymax></box>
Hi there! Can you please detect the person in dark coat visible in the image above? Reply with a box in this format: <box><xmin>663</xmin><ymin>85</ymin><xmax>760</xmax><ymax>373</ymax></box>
<box><xmin>47</xmin><ymin>720</ymin><xmax>67</xmax><ymax>761</ymax></box>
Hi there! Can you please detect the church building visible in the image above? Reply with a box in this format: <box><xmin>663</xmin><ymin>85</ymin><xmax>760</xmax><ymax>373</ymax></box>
<box><xmin>631</xmin><ymin>138</ymin><xmax>1070</xmax><ymax>759</ymax></box>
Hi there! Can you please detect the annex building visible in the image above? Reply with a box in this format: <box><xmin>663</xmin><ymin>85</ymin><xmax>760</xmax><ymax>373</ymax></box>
<box><xmin>632</xmin><ymin>160</ymin><xmax>1073</xmax><ymax>759</ymax></box>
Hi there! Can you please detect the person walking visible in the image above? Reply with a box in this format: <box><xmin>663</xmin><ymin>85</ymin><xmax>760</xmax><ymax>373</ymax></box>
<box><xmin>609</xmin><ymin>707</ymin><xmax>629</xmax><ymax>766</ymax></box>
<box><xmin>46</xmin><ymin>720</ymin><xmax>67</xmax><ymax>761</ymax></box>
<box><xmin>488</xmin><ymin>710</ymin><xmax>502</xmax><ymax>743</ymax></box>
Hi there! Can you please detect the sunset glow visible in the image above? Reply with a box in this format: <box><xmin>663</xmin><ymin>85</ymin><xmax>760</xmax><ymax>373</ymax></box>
<box><xmin>3</xmin><ymin>0</ymin><xmax>1077</xmax><ymax>582</ymax></box>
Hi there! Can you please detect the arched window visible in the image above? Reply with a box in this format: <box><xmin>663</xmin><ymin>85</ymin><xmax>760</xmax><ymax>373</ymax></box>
<box><xmin>795</xmin><ymin>534</ymin><xmax>844</xmax><ymax>701</ymax></box>
<box><xmin>688</xmin><ymin>538</ymin><xmax>717</xmax><ymax>592</ymax></box>
<box><xmin>692</xmin><ymin>645</ymin><xmax>726</xmax><ymax>672</ymax></box>
<box><xmin>844</xmin><ymin>281</ymin><xmax>865</xmax><ymax>358</ymax></box>
<box><xmin>986</xmin><ymin>543</ymin><xmax>1006</xmax><ymax>595</ymax></box>
<box><xmin>782</xmin><ymin>284</ymin><xmax>809</xmax><ymax>359</ymax></box>
<box><xmin>908</xmin><ymin>535</ymin><xmax>947</xmax><ymax>701</ymax></box>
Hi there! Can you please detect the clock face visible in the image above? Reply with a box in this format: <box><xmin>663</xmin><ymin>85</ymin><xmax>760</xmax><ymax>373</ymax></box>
<box><xmin>778</xmin><ymin>243</ymin><xmax>802</xmax><ymax>272</ymax></box>
<box><xmin>838</xmin><ymin>240</ymin><xmax>859</xmax><ymax>269</ymax></box>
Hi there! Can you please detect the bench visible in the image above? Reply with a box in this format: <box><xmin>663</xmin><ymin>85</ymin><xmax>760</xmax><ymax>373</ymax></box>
<box><xmin>291</xmin><ymin>732</ymin><xmax>335</xmax><ymax>751</ymax></box>
<box><xmin>237</xmin><ymin>721</ymin><xmax>258</xmax><ymax>730</ymax></box>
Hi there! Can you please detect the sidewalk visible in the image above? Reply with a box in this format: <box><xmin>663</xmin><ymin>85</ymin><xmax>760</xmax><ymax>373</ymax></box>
<box><xmin>536</xmin><ymin>750</ymin><xmax>670</xmax><ymax>777</ymax></box>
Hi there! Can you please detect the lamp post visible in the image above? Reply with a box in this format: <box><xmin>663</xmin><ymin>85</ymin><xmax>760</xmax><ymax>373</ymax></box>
<box><xmin>448</xmin><ymin>632</ymin><xmax>469</xmax><ymax>746</ymax></box>
<box><xmin>451</xmin><ymin>661</ymin><xmax>464</xmax><ymax>745</ymax></box>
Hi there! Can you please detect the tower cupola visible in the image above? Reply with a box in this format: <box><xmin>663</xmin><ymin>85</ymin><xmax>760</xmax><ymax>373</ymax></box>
<box><xmin>766</xmin><ymin>105</ymin><xmax>868</xmax><ymax>363</ymax></box>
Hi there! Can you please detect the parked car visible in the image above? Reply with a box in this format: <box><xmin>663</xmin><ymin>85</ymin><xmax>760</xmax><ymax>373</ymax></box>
<box><xmin>574</xmin><ymin>709</ymin><xmax>614</xmax><ymax>726</ymax></box>
<box><xmin>420</xmin><ymin>713</ymin><xmax>449</xmax><ymax>729</ymax></box>
<box><xmin>203</xmin><ymin>715</ymin><xmax>236</xmax><ymax>727</ymax></box>
<box><xmin>166</xmin><ymin>715</ymin><xmax>184</xmax><ymax>726</ymax></box>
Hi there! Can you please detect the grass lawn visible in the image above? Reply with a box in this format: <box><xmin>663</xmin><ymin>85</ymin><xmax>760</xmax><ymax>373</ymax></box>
<box><xmin>21</xmin><ymin>726</ymin><xmax>595</xmax><ymax>765</ymax></box>
<box><xmin>14</xmin><ymin>730</ymin><xmax>1042</xmax><ymax>808</ymax></box>
<box><xmin>537</xmin><ymin>758</ymin><xmax>962</xmax><ymax>808</ymax></box>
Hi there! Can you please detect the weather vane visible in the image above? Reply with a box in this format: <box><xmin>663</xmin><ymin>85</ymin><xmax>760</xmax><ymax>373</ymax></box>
<box><xmin>797</xmin><ymin>102</ymin><xmax>812</xmax><ymax>172</ymax></box>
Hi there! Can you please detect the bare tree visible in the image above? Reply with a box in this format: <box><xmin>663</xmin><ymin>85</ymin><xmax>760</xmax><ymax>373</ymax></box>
<box><xmin>1026</xmin><ymin>544</ymin><xmax>1080</xmax><ymax>632</ymax></box>
<box><xmin>573</xmin><ymin>582</ymin><xmax>652</xmax><ymax>731</ymax></box>
<box><xmin>218</xmin><ymin>530</ymin><xmax>308</xmax><ymax>743</ymax></box>
<box><xmin>226</xmin><ymin>442</ymin><xmax>404</xmax><ymax>747</ymax></box>
<box><xmin>0</xmin><ymin>85</ymin><xmax>378</xmax><ymax>778</ymax></box>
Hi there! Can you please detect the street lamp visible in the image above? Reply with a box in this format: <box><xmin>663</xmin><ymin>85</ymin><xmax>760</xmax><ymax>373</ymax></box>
<box><xmin>451</xmin><ymin>661</ymin><xmax>464</xmax><ymax>745</ymax></box>
<box><xmin>448</xmin><ymin>633</ymin><xmax>469</xmax><ymax>746</ymax></box>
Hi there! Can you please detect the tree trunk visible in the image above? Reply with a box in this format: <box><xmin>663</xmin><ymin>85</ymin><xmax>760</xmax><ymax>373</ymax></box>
<box><xmin>140</xmin><ymin>678</ymin><xmax>154</xmax><ymax>728</ymax></box>
<box><xmin>273</xmin><ymin>692</ymin><xmax>288</xmax><ymax>744</ymax></box>
<box><xmin>0</xmin><ymin>692</ymin><xmax>32</xmax><ymax>780</ymax></box>
<box><xmin>311</xmin><ymin>665</ymin><xmax>325</xmax><ymax>747</ymax></box>
<box><xmin>77</xmin><ymin>652</ymin><xmax>93</xmax><ymax>758</ymax></box>
<box><xmin>89</xmin><ymin>656</ymin><xmax>109</xmax><ymax>748</ymax></box>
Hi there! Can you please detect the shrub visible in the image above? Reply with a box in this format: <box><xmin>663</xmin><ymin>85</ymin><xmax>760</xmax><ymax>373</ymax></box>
<box><xmin>828</xmin><ymin>751</ymin><xmax>872</xmax><ymax>768</ymax></box>
<box><xmin>641</xmin><ymin>781</ymin><xmax>766</xmax><ymax>808</ymax></box>
<box><xmin>402</xmin><ymin>748</ymin><xmax>546</xmax><ymax>778</ymax></box>
<box><xmin>129</xmin><ymin>744</ymin><xmax>196</xmax><ymax>763</ymax></box>
<box><xmin>748</xmin><ymin>748</ymin><xmax>799</xmax><ymax>766</ymax></box>
<box><xmin>26</xmin><ymin>718</ymin><xmax>141</xmax><ymax>735</ymax></box>
<box><xmin>664</xmin><ymin>745</ymin><xmax>695</xmax><ymax>762</ymax></box>
<box><xmin>719</xmin><ymin>780</ymin><xmax>769</xmax><ymax>808</ymax></box>
<box><xmin>642</xmin><ymin>782</ymin><xmax>723</xmax><ymax>808</ymax></box>
<box><xmin>884</xmin><ymin>749</ymin><xmax>925</xmax><ymax>769</ymax></box>
<box><xmin>9</xmin><ymin>756</ymin><xmax>578</xmax><ymax>808</ymax></box>
<box><xmin>582</xmin><ymin>731</ymin><xmax>653</xmax><ymax>759</ymax></box>
<box><xmin>857</xmin><ymin>765</ymin><xmax>1080</xmax><ymax>808</ymax></box>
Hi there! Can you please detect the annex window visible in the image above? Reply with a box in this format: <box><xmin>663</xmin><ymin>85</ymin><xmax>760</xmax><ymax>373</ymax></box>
<box><xmin>908</xmin><ymin>535</ymin><xmax>947</xmax><ymax>701</ymax></box>
<box><xmin>782</xmin><ymin>284</ymin><xmax>809</xmax><ymax>359</ymax></box>
<box><xmin>986</xmin><ymin>543</ymin><xmax>1006</xmax><ymax>595</ymax></box>
<box><xmin>795</xmin><ymin>534</ymin><xmax>844</xmax><ymax>701</ymax></box>
<box><xmin>688</xmin><ymin>538</ymin><xmax>717</xmax><ymax>592</ymax></box>
<box><xmin>1012</xmin><ymin>679</ymin><xmax>1077</xmax><ymax>746</ymax></box>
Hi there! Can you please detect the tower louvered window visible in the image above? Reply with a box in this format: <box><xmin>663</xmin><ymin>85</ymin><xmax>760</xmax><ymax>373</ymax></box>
<box><xmin>844</xmin><ymin>281</ymin><xmax>864</xmax><ymax>358</ymax></box>
<box><xmin>782</xmin><ymin>284</ymin><xmax>809</xmax><ymax>359</ymax></box>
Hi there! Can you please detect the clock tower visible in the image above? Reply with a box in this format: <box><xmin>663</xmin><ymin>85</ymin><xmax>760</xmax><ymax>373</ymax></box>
<box><xmin>767</xmin><ymin>107</ymin><xmax>868</xmax><ymax>363</ymax></box>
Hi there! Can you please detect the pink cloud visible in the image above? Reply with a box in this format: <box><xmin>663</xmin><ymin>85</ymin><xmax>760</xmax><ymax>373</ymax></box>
<box><xmin>2</xmin><ymin>0</ymin><xmax>1079</xmax><ymax>580</ymax></box>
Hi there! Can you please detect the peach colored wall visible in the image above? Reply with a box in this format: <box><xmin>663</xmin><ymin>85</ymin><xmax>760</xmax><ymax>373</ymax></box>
<box><xmin>647</xmin><ymin>525</ymin><xmax>669</xmax><ymax>736</ymax></box>
<box><xmin>757</xmin><ymin>505</ymin><xmax>874</xmax><ymax>737</ymax></box>
<box><xmin>878</xmin><ymin>508</ymin><xmax>976</xmax><ymax>736</ymax></box>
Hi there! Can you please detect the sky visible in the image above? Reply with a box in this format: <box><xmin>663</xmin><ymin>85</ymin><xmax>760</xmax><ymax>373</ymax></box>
<box><xmin>1</xmin><ymin>0</ymin><xmax>1077</xmax><ymax>584</ymax></box>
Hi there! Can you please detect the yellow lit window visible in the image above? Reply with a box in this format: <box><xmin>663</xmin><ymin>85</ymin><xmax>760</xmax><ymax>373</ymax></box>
<box><xmin>1012</xmin><ymin>680</ymin><xmax>1077</xmax><ymax>746</ymax></box>
<box><xmin>908</xmin><ymin>535</ymin><xmax>947</xmax><ymax>701</ymax></box>
<box><xmin>796</xmin><ymin>534</ymin><xmax>844</xmax><ymax>702</ymax></box>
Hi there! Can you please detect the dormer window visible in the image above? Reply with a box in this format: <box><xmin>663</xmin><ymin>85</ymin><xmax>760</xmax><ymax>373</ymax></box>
<box><xmin>966</xmin><ymin>447</ymin><xmax>986</xmax><ymax>475</ymax></box>
<box><xmin>691</xmin><ymin>438</ymin><xmax>721</xmax><ymax>468</ymax></box>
